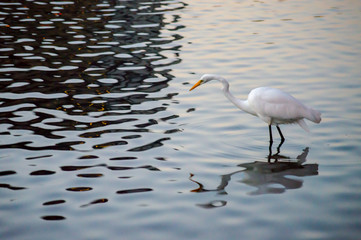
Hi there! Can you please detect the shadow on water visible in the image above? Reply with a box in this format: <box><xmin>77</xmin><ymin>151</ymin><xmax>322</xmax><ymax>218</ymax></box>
<box><xmin>190</xmin><ymin>147</ymin><xmax>318</xmax><ymax>208</ymax></box>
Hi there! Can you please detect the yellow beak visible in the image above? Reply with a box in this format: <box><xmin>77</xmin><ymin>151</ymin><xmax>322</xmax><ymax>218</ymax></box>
<box><xmin>189</xmin><ymin>80</ymin><xmax>202</xmax><ymax>91</ymax></box>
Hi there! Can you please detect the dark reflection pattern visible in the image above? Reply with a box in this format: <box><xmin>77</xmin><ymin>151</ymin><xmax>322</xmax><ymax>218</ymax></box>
<box><xmin>0</xmin><ymin>170</ymin><xmax>16</xmax><ymax>176</ymax></box>
<box><xmin>0</xmin><ymin>0</ymin><xmax>186</xmax><ymax>151</ymax></box>
<box><xmin>66</xmin><ymin>187</ymin><xmax>93</xmax><ymax>192</ymax></box>
<box><xmin>0</xmin><ymin>0</ymin><xmax>186</xmax><ymax>223</ymax></box>
<box><xmin>42</xmin><ymin>200</ymin><xmax>66</xmax><ymax>206</ymax></box>
<box><xmin>116</xmin><ymin>188</ymin><xmax>153</xmax><ymax>194</ymax></box>
<box><xmin>41</xmin><ymin>215</ymin><xmax>66</xmax><ymax>221</ymax></box>
<box><xmin>29</xmin><ymin>170</ymin><xmax>56</xmax><ymax>176</ymax></box>
<box><xmin>190</xmin><ymin>148</ymin><xmax>318</xmax><ymax>207</ymax></box>
<box><xmin>0</xmin><ymin>183</ymin><xmax>27</xmax><ymax>191</ymax></box>
<box><xmin>80</xmin><ymin>198</ymin><xmax>108</xmax><ymax>208</ymax></box>
<box><xmin>60</xmin><ymin>163</ymin><xmax>160</xmax><ymax>171</ymax></box>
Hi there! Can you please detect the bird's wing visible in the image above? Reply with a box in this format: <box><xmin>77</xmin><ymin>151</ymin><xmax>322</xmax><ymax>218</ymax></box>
<box><xmin>248</xmin><ymin>87</ymin><xmax>308</xmax><ymax>123</ymax></box>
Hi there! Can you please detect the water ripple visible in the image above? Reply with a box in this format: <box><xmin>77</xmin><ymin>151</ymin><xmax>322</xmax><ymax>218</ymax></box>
<box><xmin>116</xmin><ymin>188</ymin><xmax>153</xmax><ymax>194</ymax></box>
<box><xmin>2</xmin><ymin>0</ymin><xmax>360</xmax><ymax>239</ymax></box>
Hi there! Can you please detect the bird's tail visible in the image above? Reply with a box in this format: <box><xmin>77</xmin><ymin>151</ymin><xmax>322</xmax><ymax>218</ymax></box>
<box><xmin>305</xmin><ymin>107</ymin><xmax>321</xmax><ymax>124</ymax></box>
<box><xmin>297</xmin><ymin>119</ymin><xmax>310</xmax><ymax>132</ymax></box>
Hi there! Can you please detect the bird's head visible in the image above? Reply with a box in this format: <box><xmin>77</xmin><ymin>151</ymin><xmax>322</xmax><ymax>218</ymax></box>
<box><xmin>189</xmin><ymin>74</ymin><xmax>222</xmax><ymax>91</ymax></box>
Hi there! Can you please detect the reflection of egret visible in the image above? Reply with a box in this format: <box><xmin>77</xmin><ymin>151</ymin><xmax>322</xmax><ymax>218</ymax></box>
<box><xmin>189</xmin><ymin>74</ymin><xmax>321</xmax><ymax>145</ymax></box>
<box><xmin>190</xmin><ymin>147</ymin><xmax>318</xmax><ymax>197</ymax></box>
<box><xmin>268</xmin><ymin>139</ymin><xmax>289</xmax><ymax>162</ymax></box>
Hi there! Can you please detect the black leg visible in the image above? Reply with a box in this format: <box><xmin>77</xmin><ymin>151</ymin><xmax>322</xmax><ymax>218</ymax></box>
<box><xmin>268</xmin><ymin>125</ymin><xmax>286</xmax><ymax>163</ymax></box>
<box><xmin>276</xmin><ymin>125</ymin><xmax>285</xmax><ymax>142</ymax></box>
<box><xmin>275</xmin><ymin>125</ymin><xmax>285</xmax><ymax>159</ymax></box>
<box><xmin>268</xmin><ymin>125</ymin><xmax>273</xmax><ymax>144</ymax></box>
<box><xmin>268</xmin><ymin>125</ymin><xmax>273</xmax><ymax>162</ymax></box>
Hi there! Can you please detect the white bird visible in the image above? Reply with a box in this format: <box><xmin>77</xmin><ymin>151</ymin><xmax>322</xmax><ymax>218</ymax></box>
<box><xmin>189</xmin><ymin>74</ymin><xmax>321</xmax><ymax>143</ymax></box>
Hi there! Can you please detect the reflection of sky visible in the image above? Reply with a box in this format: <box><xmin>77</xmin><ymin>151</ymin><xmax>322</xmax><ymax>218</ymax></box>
<box><xmin>178</xmin><ymin>0</ymin><xmax>361</xmax><ymax>88</ymax></box>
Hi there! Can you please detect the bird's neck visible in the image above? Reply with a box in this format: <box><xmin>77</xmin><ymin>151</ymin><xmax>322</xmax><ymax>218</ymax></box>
<box><xmin>219</xmin><ymin>78</ymin><xmax>256</xmax><ymax>115</ymax></box>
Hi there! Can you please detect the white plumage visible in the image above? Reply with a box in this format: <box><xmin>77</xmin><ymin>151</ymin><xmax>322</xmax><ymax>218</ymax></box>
<box><xmin>189</xmin><ymin>74</ymin><xmax>321</xmax><ymax>142</ymax></box>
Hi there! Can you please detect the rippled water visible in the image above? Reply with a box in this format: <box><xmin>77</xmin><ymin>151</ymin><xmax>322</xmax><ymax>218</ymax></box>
<box><xmin>1</xmin><ymin>0</ymin><xmax>361</xmax><ymax>239</ymax></box>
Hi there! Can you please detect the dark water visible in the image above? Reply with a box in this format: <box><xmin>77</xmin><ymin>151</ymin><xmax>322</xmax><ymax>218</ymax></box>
<box><xmin>1</xmin><ymin>0</ymin><xmax>361</xmax><ymax>239</ymax></box>
<box><xmin>0</xmin><ymin>1</ymin><xmax>186</xmax><ymax>153</ymax></box>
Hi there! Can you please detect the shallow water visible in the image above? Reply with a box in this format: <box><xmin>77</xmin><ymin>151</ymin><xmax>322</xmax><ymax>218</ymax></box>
<box><xmin>1</xmin><ymin>0</ymin><xmax>361</xmax><ymax>239</ymax></box>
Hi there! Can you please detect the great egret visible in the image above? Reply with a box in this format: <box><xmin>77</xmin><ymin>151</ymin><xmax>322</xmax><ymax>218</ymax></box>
<box><xmin>189</xmin><ymin>74</ymin><xmax>321</xmax><ymax>144</ymax></box>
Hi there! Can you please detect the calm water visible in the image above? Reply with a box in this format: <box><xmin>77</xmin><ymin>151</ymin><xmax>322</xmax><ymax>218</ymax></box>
<box><xmin>1</xmin><ymin>0</ymin><xmax>361</xmax><ymax>239</ymax></box>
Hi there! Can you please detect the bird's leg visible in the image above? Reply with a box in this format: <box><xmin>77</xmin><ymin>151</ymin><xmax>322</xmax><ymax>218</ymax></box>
<box><xmin>276</xmin><ymin>125</ymin><xmax>285</xmax><ymax>142</ymax></box>
<box><xmin>276</xmin><ymin>126</ymin><xmax>285</xmax><ymax>156</ymax></box>
<box><xmin>268</xmin><ymin>125</ymin><xmax>273</xmax><ymax>162</ymax></box>
<box><xmin>268</xmin><ymin>125</ymin><xmax>273</xmax><ymax>144</ymax></box>
<box><xmin>268</xmin><ymin>125</ymin><xmax>287</xmax><ymax>163</ymax></box>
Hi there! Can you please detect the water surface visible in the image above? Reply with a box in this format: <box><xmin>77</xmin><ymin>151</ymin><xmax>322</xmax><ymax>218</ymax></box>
<box><xmin>1</xmin><ymin>0</ymin><xmax>361</xmax><ymax>239</ymax></box>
